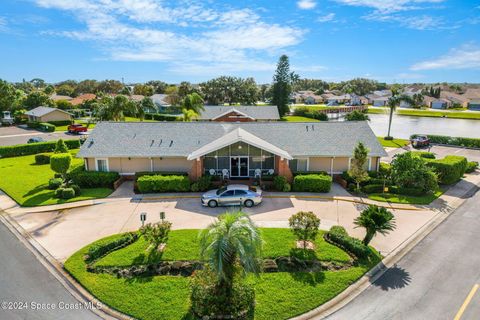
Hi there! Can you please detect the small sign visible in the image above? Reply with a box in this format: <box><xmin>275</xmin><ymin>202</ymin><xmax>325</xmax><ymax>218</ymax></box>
<box><xmin>140</xmin><ymin>212</ymin><xmax>147</xmax><ymax>226</ymax></box>
<box><xmin>384</xmin><ymin>187</ymin><xmax>389</xmax><ymax>193</ymax></box>
<box><xmin>160</xmin><ymin>211</ymin><xmax>165</xmax><ymax>221</ymax></box>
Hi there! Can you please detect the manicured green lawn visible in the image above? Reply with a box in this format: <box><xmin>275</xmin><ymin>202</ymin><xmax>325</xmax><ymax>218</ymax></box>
<box><xmin>65</xmin><ymin>229</ymin><xmax>380</xmax><ymax>320</ymax></box>
<box><xmin>367</xmin><ymin>107</ymin><xmax>388</xmax><ymax>114</ymax></box>
<box><xmin>282</xmin><ymin>116</ymin><xmax>320</xmax><ymax>122</ymax></box>
<box><xmin>377</xmin><ymin>137</ymin><xmax>410</xmax><ymax>148</ymax></box>
<box><xmin>0</xmin><ymin>150</ymin><xmax>112</xmax><ymax>206</ymax></box>
<box><xmin>368</xmin><ymin>189</ymin><xmax>444</xmax><ymax>205</ymax></box>
<box><xmin>54</xmin><ymin>120</ymin><xmax>97</xmax><ymax>132</ymax></box>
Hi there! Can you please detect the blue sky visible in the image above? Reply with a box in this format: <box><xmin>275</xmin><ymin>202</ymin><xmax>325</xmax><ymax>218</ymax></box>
<box><xmin>0</xmin><ymin>0</ymin><xmax>479</xmax><ymax>84</ymax></box>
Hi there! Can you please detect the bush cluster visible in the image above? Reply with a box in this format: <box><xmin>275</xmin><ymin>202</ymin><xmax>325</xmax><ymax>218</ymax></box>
<box><xmin>293</xmin><ymin>107</ymin><xmax>328</xmax><ymax>121</ymax></box>
<box><xmin>191</xmin><ymin>176</ymin><xmax>212</xmax><ymax>192</ymax></box>
<box><xmin>427</xmin><ymin>155</ymin><xmax>467</xmax><ymax>185</ymax></box>
<box><xmin>137</xmin><ymin>175</ymin><xmax>190</xmax><ymax>193</ymax></box>
<box><xmin>466</xmin><ymin>161</ymin><xmax>478</xmax><ymax>173</ymax></box>
<box><xmin>134</xmin><ymin>171</ymin><xmax>188</xmax><ymax>178</ymax></box>
<box><xmin>69</xmin><ymin>167</ymin><xmax>119</xmax><ymax>188</ymax></box>
<box><xmin>143</xmin><ymin>113</ymin><xmax>180</xmax><ymax>121</ymax></box>
<box><xmin>362</xmin><ymin>184</ymin><xmax>384</xmax><ymax>194</ymax></box>
<box><xmin>54</xmin><ymin>185</ymin><xmax>81</xmax><ymax>199</ymax></box>
<box><xmin>46</xmin><ymin>120</ymin><xmax>74</xmax><ymax>126</ymax></box>
<box><xmin>0</xmin><ymin>139</ymin><xmax>81</xmax><ymax>158</ymax></box>
<box><xmin>411</xmin><ymin>151</ymin><xmax>436</xmax><ymax>159</ymax></box>
<box><xmin>273</xmin><ymin>175</ymin><xmax>288</xmax><ymax>191</ymax></box>
<box><xmin>27</xmin><ymin>121</ymin><xmax>55</xmax><ymax>132</ymax></box>
<box><xmin>326</xmin><ymin>226</ymin><xmax>370</xmax><ymax>260</ymax></box>
<box><xmin>35</xmin><ymin>153</ymin><xmax>51</xmax><ymax>164</ymax></box>
<box><xmin>410</xmin><ymin>134</ymin><xmax>480</xmax><ymax>149</ymax></box>
<box><xmin>85</xmin><ymin>232</ymin><xmax>138</xmax><ymax>263</ymax></box>
<box><xmin>48</xmin><ymin>178</ymin><xmax>63</xmax><ymax>190</ymax></box>
<box><xmin>293</xmin><ymin>174</ymin><xmax>332</xmax><ymax>193</ymax></box>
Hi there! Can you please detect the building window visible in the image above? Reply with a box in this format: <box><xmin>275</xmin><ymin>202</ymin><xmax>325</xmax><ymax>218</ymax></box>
<box><xmin>289</xmin><ymin>158</ymin><xmax>308</xmax><ymax>172</ymax></box>
<box><xmin>96</xmin><ymin>158</ymin><xmax>108</xmax><ymax>172</ymax></box>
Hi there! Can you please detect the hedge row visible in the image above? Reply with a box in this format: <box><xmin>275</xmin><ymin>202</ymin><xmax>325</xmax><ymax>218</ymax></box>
<box><xmin>292</xmin><ymin>107</ymin><xmax>328</xmax><ymax>121</ymax></box>
<box><xmin>68</xmin><ymin>168</ymin><xmax>120</xmax><ymax>188</ymax></box>
<box><xmin>134</xmin><ymin>171</ymin><xmax>188</xmax><ymax>178</ymax></box>
<box><xmin>85</xmin><ymin>232</ymin><xmax>138</xmax><ymax>263</ymax></box>
<box><xmin>411</xmin><ymin>134</ymin><xmax>480</xmax><ymax>149</ymax></box>
<box><xmin>0</xmin><ymin>139</ymin><xmax>81</xmax><ymax>158</ymax></box>
<box><xmin>143</xmin><ymin>113</ymin><xmax>179</xmax><ymax>121</ymax></box>
<box><xmin>362</xmin><ymin>184</ymin><xmax>424</xmax><ymax>196</ymax></box>
<box><xmin>46</xmin><ymin>120</ymin><xmax>74</xmax><ymax>126</ymax></box>
<box><xmin>411</xmin><ymin>151</ymin><xmax>436</xmax><ymax>159</ymax></box>
<box><xmin>427</xmin><ymin>155</ymin><xmax>467</xmax><ymax>185</ymax></box>
<box><xmin>138</xmin><ymin>175</ymin><xmax>190</xmax><ymax>193</ymax></box>
<box><xmin>35</xmin><ymin>153</ymin><xmax>51</xmax><ymax>164</ymax></box>
<box><xmin>326</xmin><ymin>226</ymin><xmax>370</xmax><ymax>260</ymax></box>
<box><xmin>466</xmin><ymin>161</ymin><xmax>478</xmax><ymax>173</ymax></box>
<box><xmin>27</xmin><ymin>122</ymin><xmax>55</xmax><ymax>132</ymax></box>
<box><xmin>293</xmin><ymin>174</ymin><xmax>332</xmax><ymax>193</ymax></box>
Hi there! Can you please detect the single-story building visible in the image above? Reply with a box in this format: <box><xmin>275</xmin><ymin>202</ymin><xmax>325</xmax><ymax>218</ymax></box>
<box><xmin>430</xmin><ymin>99</ymin><xmax>450</xmax><ymax>109</ymax></box>
<box><xmin>196</xmin><ymin>106</ymin><xmax>280</xmax><ymax>122</ymax></box>
<box><xmin>25</xmin><ymin>106</ymin><xmax>73</xmax><ymax>123</ymax></box>
<box><xmin>468</xmin><ymin>99</ymin><xmax>480</xmax><ymax>111</ymax></box>
<box><xmin>372</xmin><ymin>97</ymin><xmax>389</xmax><ymax>107</ymax></box>
<box><xmin>150</xmin><ymin>94</ymin><xmax>175</xmax><ymax>113</ymax></box>
<box><xmin>70</xmin><ymin>94</ymin><xmax>96</xmax><ymax>106</ymax></box>
<box><xmin>77</xmin><ymin>121</ymin><xmax>387</xmax><ymax>182</ymax></box>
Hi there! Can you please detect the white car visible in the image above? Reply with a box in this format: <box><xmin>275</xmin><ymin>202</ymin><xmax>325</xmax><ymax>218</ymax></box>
<box><xmin>201</xmin><ymin>184</ymin><xmax>262</xmax><ymax>208</ymax></box>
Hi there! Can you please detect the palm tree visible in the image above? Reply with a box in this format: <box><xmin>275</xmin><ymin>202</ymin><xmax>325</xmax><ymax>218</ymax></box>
<box><xmin>182</xmin><ymin>108</ymin><xmax>198</xmax><ymax>121</ymax></box>
<box><xmin>386</xmin><ymin>87</ymin><xmax>401</xmax><ymax>139</ymax></box>
<box><xmin>199</xmin><ymin>212</ymin><xmax>262</xmax><ymax>296</ymax></box>
<box><xmin>182</xmin><ymin>92</ymin><xmax>205</xmax><ymax>114</ymax></box>
<box><xmin>354</xmin><ymin>205</ymin><xmax>396</xmax><ymax>245</ymax></box>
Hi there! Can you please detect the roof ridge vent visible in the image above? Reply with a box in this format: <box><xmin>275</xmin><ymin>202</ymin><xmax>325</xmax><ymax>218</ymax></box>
<box><xmin>169</xmin><ymin>140</ymin><xmax>173</xmax><ymax>147</ymax></box>
<box><xmin>150</xmin><ymin>140</ymin><xmax>154</xmax><ymax>147</ymax></box>
<box><xmin>306</xmin><ymin>125</ymin><xmax>309</xmax><ymax>132</ymax></box>
<box><xmin>159</xmin><ymin>139</ymin><xmax>162</xmax><ymax>146</ymax></box>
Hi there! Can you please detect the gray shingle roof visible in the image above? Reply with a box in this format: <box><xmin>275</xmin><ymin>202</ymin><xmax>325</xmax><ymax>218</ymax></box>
<box><xmin>78</xmin><ymin>121</ymin><xmax>387</xmax><ymax>159</ymax></box>
<box><xmin>197</xmin><ymin>105</ymin><xmax>280</xmax><ymax>120</ymax></box>
<box><xmin>25</xmin><ymin>106</ymin><xmax>72</xmax><ymax>117</ymax></box>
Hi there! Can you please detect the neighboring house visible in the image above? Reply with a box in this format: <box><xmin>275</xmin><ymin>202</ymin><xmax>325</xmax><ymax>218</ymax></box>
<box><xmin>150</xmin><ymin>94</ymin><xmax>172</xmax><ymax>112</ymax></box>
<box><xmin>130</xmin><ymin>94</ymin><xmax>145</xmax><ymax>102</ymax></box>
<box><xmin>50</xmin><ymin>94</ymin><xmax>73</xmax><ymax>101</ymax></box>
<box><xmin>430</xmin><ymin>99</ymin><xmax>450</xmax><ymax>109</ymax></box>
<box><xmin>459</xmin><ymin>88</ymin><xmax>480</xmax><ymax>110</ymax></box>
<box><xmin>370</xmin><ymin>96</ymin><xmax>389</xmax><ymax>107</ymax></box>
<box><xmin>25</xmin><ymin>106</ymin><xmax>73</xmax><ymax>122</ymax></box>
<box><xmin>70</xmin><ymin>94</ymin><xmax>96</xmax><ymax>106</ymax></box>
<box><xmin>77</xmin><ymin>121</ymin><xmax>387</xmax><ymax>182</ymax></box>
<box><xmin>468</xmin><ymin>99</ymin><xmax>480</xmax><ymax>111</ymax></box>
<box><xmin>326</xmin><ymin>94</ymin><xmax>350</xmax><ymax>106</ymax></box>
<box><xmin>440</xmin><ymin>91</ymin><xmax>469</xmax><ymax>108</ymax></box>
<box><xmin>291</xmin><ymin>91</ymin><xmax>323</xmax><ymax>104</ymax></box>
<box><xmin>196</xmin><ymin>106</ymin><xmax>280</xmax><ymax>122</ymax></box>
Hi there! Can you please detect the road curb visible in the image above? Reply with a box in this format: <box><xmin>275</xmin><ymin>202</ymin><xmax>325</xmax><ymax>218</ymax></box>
<box><xmin>0</xmin><ymin>212</ymin><xmax>130</xmax><ymax>320</ymax></box>
<box><xmin>291</xmin><ymin>182</ymin><xmax>480</xmax><ymax>320</ymax></box>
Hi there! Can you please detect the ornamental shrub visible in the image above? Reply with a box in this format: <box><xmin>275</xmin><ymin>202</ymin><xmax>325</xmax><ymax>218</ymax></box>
<box><xmin>71</xmin><ymin>184</ymin><xmax>81</xmax><ymax>196</ymax></box>
<box><xmin>0</xmin><ymin>139</ymin><xmax>80</xmax><ymax>158</ymax></box>
<box><xmin>68</xmin><ymin>169</ymin><xmax>119</xmax><ymax>188</ymax></box>
<box><xmin>273</xmin><ymin>175</ymin><xmax>288</xmax><ymax>191</ymax></box>
<box><xmin>288</xmin><ymin>211</ymin><xmax>321</xmax><ymax>250</ymax></box>
<box><xmin>48</xmin><ymin>178</ymin><xmax>63</xmax><ymax>190</ymax></box>
<box><xmin>196</xmin><ymin>175</ymin><xmax>212</xmax><ymax>191</ymax></box>
<box><xmin>466</xmin><ymin>161</ymin><xmax>478</xmax><ymax>173</ymax></box>
<box><xmin>388</xmin><ymin>186</ymin><xmax>424</xmax><ymax>196</ymax></box>
<box><xmin>293</xmin><ymin>174</ymin><xmax>332</xmax><ymax>193</ymax></box>
<box><xmin>85</xmin><ymin>232</ymin><xmax>138</xmax><ymax>263</ymax></box>
<box><xmin>54</xmin><ymin>139</ymin><xmax>69</xmax><ymax>153</ymax></box>
<box><xmin>293</xmin><ymin>106</ymin><xmax>309</xmax><ymax>117</ymax></box>
<box><xmin>38</xmin><ymin>122</ymin><xmax>55</xmax><ymax>132</ymax></box>
<box><xmin>326</xmin><ymin>226</ymin><xmax>370</xmax><ymax>260</ymax></box>
<box><xmin>137</xmin><ymin>175</ymin><xmax>190</xmax><ymax>193</ymax></box>
<box><xmin>61</xmin><ymin>187</ymin><xmax>76</xmax><ymax>199</ymax></box>
<box><xmin>283</xmin><ymin>183</ymin><xmax>291</xmax><ymax>192</ymax></box>
<box><xmin>50</xmin><ymin>153</ymin><xmax>72</xmax><ymax>179</ymax></box>
<box><xmin>190</xmin><ymin>182</ymin><xmax>199</xmax><ymax>192</ymax></box>
<box><xmin>391</xmin><ymin>152</ymin><xmax>438</xmax><ymax>193</ymax></box>
<box><xmin>411</xmin><ymin>151</ymin><xmax>436</xmax><ymax>159</ymax></box>
<box><xmin>306</xmin><ymin>110</ymin><xmax>328</xmax><ymax>121</ymax></box>
<box><xmin>362</xmin><ymin>184</ymin><xmax>384</xmax><ymax>194</ymax></box>
<box><xmin>55</xmin><ymin>188</ymin><xmax>65</xmax><ymax>198</ymax></box>
<box><xmin>427</xmin><ymin>155</ymin><xmax>467</xmax><ymax>185</ymax></box>
<box><xmin>140</xmin><ymin>220</ymin><xmax>172</xmax><ymax>252</ymax></box>
<box><xmin>35</xmin><ymin>153</ymin><xmax>51</xmax><ymax>165</ymax></box>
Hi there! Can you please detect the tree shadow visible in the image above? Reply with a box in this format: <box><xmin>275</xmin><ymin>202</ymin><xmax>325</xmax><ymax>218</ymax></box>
<box><xmin>131</xmin><ymin>249</ymin><xmax>164</xmax><ymax>265</ymax></box>
<box><xmin>289</xmin><ymin>271</ymin><xmax>326</xmax><ymax>286</ymax></box>
<box><xmin>289</xmin><ymin>248</ymin><xmax>318</xmax><ymax>261</ymax></box>
<box><xmin>371</xmin><ymin>265</ymin><xmax>411</xmax><ymax>291</ymax></box>
<box><xmin>23</xmin><ymin>184</ymin><xmax>49</xmax><ymax>197</ymax></box>
<box><xmin>123</xmin><ymin>274</ymin><xmax>153</xmax><ymax>284</ymax></box>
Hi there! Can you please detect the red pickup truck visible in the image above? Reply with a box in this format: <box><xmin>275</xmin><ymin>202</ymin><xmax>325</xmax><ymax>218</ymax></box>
<box><xmin>67</xmin><ymin>124</ymin><xmax>88</xmax><ymax>134</ymax></box>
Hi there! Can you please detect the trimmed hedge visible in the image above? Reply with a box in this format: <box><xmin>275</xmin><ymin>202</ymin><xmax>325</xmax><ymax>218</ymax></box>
<box><xmin>143</xmin><ymin>113</ymin><xmax>179</xmax><ymax>121</ymax></box>
<box><xmin>137</xmin><ymin>175</ymin><xmax>190</xmax><ymax>193</ymax></box>
<box><xmin>273</xmin><ymin>175</ymin><xmax>288</xmax><ymax>191</ymax></box>
<box><xmin>362</xmin><ymin>184</ymin><xmax>384</xmax><ymax>194</ymax></box>
<box><xmin>293</xmin><ymin>174</ymin><xmax>332</xmax><ymax>193</ymax></box>
<box><xmin>69</xmin><ymin>168</ymin><xmax>119</xmax><ymax>188</ymax></box>
<box><xmin>28</xmin><ymin>121</ymin><xmax>55</xmax><ymax>132</ymax></box>
<box><xmin>61</xmin><ymin>187</ymin><xmax>76</xmax><ymax>199</ymax></box>
<box><xmin>326</xmin><ymin>226</ymin><xmax>370</xmax><ymax>260</ymax></box>
<box><xmin>46</xmin><ymin>120</ymin><xmax>74</xmax><ymax>126</ymax></box>
<box><xmin>0</xmin><ymin>139</ymin><xmax>81</xmax><ymax>158</ymax></box>
<box><xmin>411</xmin><ymin>151</ymin><xmax>436</xmax><ymax>159</ymax></box>
<box><xmin>293</xmin><ymin>171</ymin><xmax>328</xmax><ymax>176</ymax></box>
<box><xmin>48</xmin><ymin>178</ymin><xmax>63</xmax><ymax>190</ymax></box>
<box><xmin>388</xmin><ymin>186</ymin><xmax>424</xmax><ymax>196</ymax></box>
<box><xmin>466</xmin><ymin>161</ymin><xmax>478</xmax><ymax>173</ymax></box>
<box><xmin>85</xmin><ymin>232</ymin><xmax>138</xmax><ymax>263</ymax></box>
<box><xmin>35</xmin><ymin>153</ymin><xmax>51</xmax><ymax>164</ymax></box>
<box><xmin>427</xmin><ymin>155</ymin><xmax>468</xmax><ymax>185</ymax></box>
<box><xmin>410</xmin><ymin>134</ymin><xmax>480</xmax><ymax>149</ymax></box>
<box><xmin>134</xmin><ymin>171</ymin><xmax>188</xmax><ymax>178</ymax></box>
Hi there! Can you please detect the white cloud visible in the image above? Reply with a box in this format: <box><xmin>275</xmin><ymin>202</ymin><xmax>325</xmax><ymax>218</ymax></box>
<box><xmin>297</xmin><ymin>0</ymin><xmax>317</xmax><ymax>10</ymax></box>
<box><xmin>34</xmin><ymin>1</ymin><xmax>305</xmax><ymax>76</ymax></box>
<box><xmin>333</xmin><ymin>0</ymin><xmax>444</xmax><ymax>14</ymax></box>
<box><xmin>365</xmin><ymin>13</ymin><xmax>441</xmax><ymax>29</ymax></box>
<box><xmin>317</xmin><ymin>13</ymin><xmax>336</xmax><ymax>22</ymax></box>
<box><xmin>410</xmin><ymin>44</ymin><xmax>480</xmax><ymax>70</ymax></box>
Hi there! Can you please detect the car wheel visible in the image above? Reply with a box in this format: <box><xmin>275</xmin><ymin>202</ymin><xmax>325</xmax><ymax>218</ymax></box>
<box><xmin>244</xmin><ymin>199</ymin><xmax>254</xmax><ymax>208</ymax></box>
<box><xmin>208</xmin><ymin>200</ymin><xmax>218</xmax><ymax>208</ymax></box>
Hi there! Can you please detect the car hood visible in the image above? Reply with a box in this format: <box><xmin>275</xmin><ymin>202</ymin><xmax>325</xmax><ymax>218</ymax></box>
<box><xmin>202</xmin><ymin>190</ymin><xmax>218</xmax><ymax>198</ymax></box>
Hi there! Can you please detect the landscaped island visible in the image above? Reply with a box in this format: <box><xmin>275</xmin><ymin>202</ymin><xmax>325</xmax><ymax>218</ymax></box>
<box><xmin>65</xmin><ymin>225</ymin><xmax>381</xmax><ymax>320</ymax></box>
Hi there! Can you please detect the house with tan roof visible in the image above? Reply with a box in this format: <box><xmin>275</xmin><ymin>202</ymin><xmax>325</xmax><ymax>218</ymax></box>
<box><xmin>25</xmin><ymin>106</ymin><xmax>73</xmax><ymax>122</ymax></box>
<box><xmin>70</xmin><ymin>94</ymin><xmax>96</xmax><ymax>106</ymax></box>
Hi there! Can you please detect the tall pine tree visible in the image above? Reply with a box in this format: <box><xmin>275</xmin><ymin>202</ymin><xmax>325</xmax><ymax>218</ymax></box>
<box><xmin>272</xmin><ymin>55</ymin><xmax>295</xmax><ymax>117</ymax></box>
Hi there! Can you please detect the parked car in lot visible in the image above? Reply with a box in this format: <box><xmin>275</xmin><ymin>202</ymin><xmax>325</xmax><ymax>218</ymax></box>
<box><xmin>27</xmin><ymin>137</ymin><xmax>45</xmax><ymax>144</ymax></box>
<box><xmin>411</xmin><ymin>135</ymin><xmax>430</xmax><ymax>148</ymax></box>
<box><xmin>201</xmin><ymin>184</ymin><xmax>262</xmax><ymax>208</ymax></box>
<box><xmin>68</xmin><ymin>124</ymin><xmax>88</xmax><ymax>134</ymax></box>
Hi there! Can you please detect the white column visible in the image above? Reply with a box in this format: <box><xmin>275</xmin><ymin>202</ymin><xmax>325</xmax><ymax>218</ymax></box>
<box><xmin>330</xmin><ymin>157</ymin><xmax>334</xmax><ymax>176</ymax></box>
<box><xmin>368</xmin><ymin>158</ymin><xmax>372</xmax><ymax>171</ymax></box>
<box><xmin>84</xmin><ymin>158</ymin><xmax>88</xmax><ymax>171</ymax></box>
<box><xmin>348</xmin><ymin>157</ymin><xmax>351</xmax><ymax>170</ymax></box>
<box><xmin>150</xmin><ymin>158</ymin><xmax>154</xmax><ymax>172</ymax></box>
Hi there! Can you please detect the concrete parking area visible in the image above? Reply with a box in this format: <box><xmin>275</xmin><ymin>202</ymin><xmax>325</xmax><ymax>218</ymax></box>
<box><xmin>0</xmin><ymin>126</ymin><xmax>82</xmax><ymax>146</ymax></box>
<box><xmin>385</xmin><ymin>145</ymin><xmax>480</xmax><ymax>163</ymax></box>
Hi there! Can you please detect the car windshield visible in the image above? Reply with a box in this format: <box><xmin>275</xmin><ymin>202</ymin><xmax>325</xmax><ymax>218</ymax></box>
<box><xmin>216</xmin><ymin>187</ymin><xmax>227</xmax><ymax>195</ymax></box>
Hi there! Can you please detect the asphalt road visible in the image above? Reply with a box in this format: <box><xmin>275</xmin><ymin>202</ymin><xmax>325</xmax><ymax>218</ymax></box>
<box><xmin>325</xmin><ymin>187</ymin><xmax>480</xmax><ymax>320</ymax></box>
<box><xmin>0</xmin><ymin>126</ymin><xmax>82</xmax><ymax>146</ymax></box>
<box><xmin>0</xmin><ymin>219</ymin><xmax>100</xmax><ymax>320</ymax></box>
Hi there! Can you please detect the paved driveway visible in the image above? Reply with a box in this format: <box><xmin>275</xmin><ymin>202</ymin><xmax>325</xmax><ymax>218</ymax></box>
<box><xmin>9</xmin><ymin>193</ymin><xmax>435</xmax><ymax>262</ymax></box>
<box><xmin>385</xmin><ymin>145</ymin><xmax>480</xmax><ymax>163</ymax></box>
<box><xmin>0</xmin><ymin>126</ymin><xmax>82</xmax><ymax>146</ymax></box>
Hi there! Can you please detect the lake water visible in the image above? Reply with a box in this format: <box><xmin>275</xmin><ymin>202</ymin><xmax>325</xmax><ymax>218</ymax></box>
<box><xmin>367</xmin><ymin>114</ymin><xmax>480</xmax><ymax>139</ymax></box>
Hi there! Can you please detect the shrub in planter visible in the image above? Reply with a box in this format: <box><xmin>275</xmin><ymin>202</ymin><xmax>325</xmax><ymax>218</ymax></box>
<box><xmin>55</xmin><ymin>188</ymin><xmax>65</xmax><ymax>198</ymax></box>
<box><xmin>61</xmin><ymin>187</ymin><xmax>76</xmax><ymax>199</ymax></box>
<box><xmin>35</xmin><ymin>153</ymin><xmax>51</xmax><ymax>165</ymax></box>
<box><xmin>427</xmin><ymin>155</ymin><xmax>467</xmax><ymax>185</ymax></box>
<box><xmin>190</xmin><ymin>268</ymin><xmax>255</xmax><ymax>320</ymax></box>
<box><xmin>137</xmin><ymin>175</ymin><xmax>190</xmax><ymax>193</ymax></box>
<box><xmin>48</xmin><ymin>178</ymin><xmax>63</xmax><ymax>190</ymax></box>
<box><xmin>71</xmin><ymin>184</ymin><xmax>81</xmax><ymax>196</ymax></box>
<box><xmin>273</xmin><ymin>175</ymin><xmax>288</xmax><ymax>191</ymax></box>
<box><xmin>466</xmin><ymin>161</ymin><xmax>478</xmax><ymax>173</ymax></box>
<box><xmin>293</xmin><ymin>174</ymin><xmax>332</xmax><ymax>193</ymax></box>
